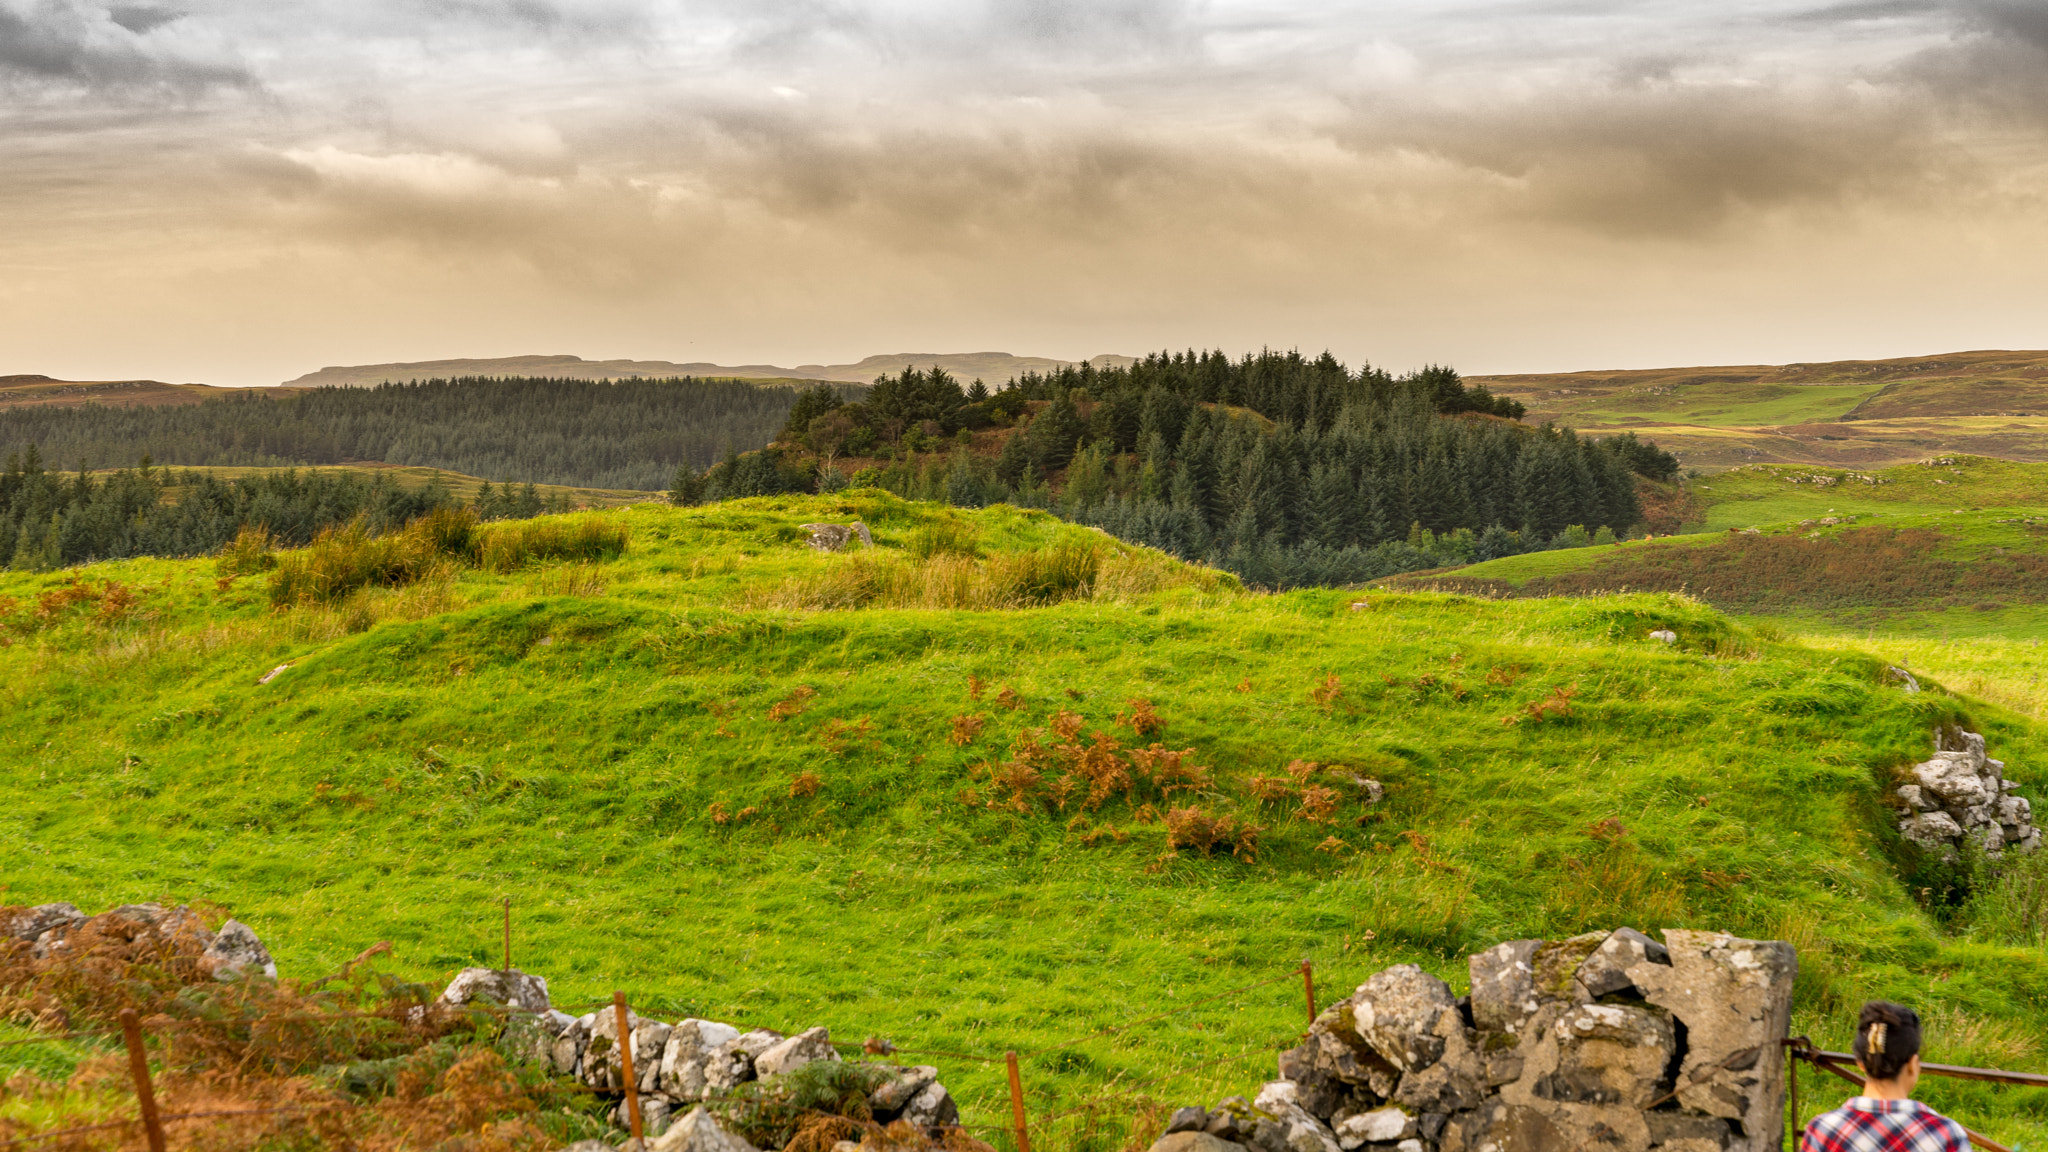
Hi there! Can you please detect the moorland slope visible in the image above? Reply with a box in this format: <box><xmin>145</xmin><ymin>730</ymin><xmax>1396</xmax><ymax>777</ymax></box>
<box><xmin>7</xmin><ymin>494</ymin><xmax>2048</xmax><ymax>1145</ymax></box>
<box><xmin>1469</xmin><ymin>349</ymin><xmax>2048</xmax><ymax>470</ymax></box>
<box><xmin>1391</xmin><ymin>455</ymin><xmax>2048</xmax><ymax>637</ymax></box>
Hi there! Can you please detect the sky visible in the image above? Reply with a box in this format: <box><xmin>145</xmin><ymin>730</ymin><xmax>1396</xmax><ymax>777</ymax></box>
<box><xmin>2</xmin><ymin>0</ymin><xmax>2046</xmax><ymax>387</ymax></box>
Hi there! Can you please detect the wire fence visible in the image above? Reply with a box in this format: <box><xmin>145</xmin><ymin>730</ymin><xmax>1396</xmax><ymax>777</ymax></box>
<box><xmin>0</xmin><ymin>959</ymin><xmax>1325</xmax><ymax>1152</ymax></box>
<box><xmin>15</xmin><ymin>961</ymin><xmax>2048</xmax><ymax>1152</ymax></box>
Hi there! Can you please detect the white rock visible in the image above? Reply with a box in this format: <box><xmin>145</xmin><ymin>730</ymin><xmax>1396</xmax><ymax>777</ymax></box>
<box><xmin>649</xmin><ymin>1106</ymin><xmax>758</xmax><ymax>1152</ymax></box>
<box><xmin>439</xmin><ymin>966</ymin><xmax>549</xmax><ymax>1012</ymax></box>
<box><xmin>1333</xmin><ymin>1106</ymin><xmax>1414</xmax><ymax>1147</ymax></box>
<box><xmin>202</xmin><ymin>919</ymin><xmax>278</xmax><ymax>981</ymax></box>
<box><xmin>753</xmin><ymin>1026</ymin><xmax>839</xmax><ymax>1078</ymax></box>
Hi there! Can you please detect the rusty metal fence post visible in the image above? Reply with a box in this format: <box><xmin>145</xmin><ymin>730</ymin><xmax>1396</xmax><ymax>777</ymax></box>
<box><xmin>503</xmin><ymin>897</ymin><xmax>513</xmax><ymax>977</ymax></box>
<box><xmin>1006</xmin><ymin>1050</ymin><xmax>1031</xmax><ymax>1152</ymax></box>
<box><xmin>119</xmin><ymin>1008</ymin><xmax>168</xmax><ymax>1152</ymax></box>
<box><xmin>1301</xmin><ymin>960</ymin><xmax>1316</xmax><ymax>1028</ymax></box>
<box><xmin>615</xmin><ymin>992</ymin><xmax>643</xmax><ymax>1143</ymax></box>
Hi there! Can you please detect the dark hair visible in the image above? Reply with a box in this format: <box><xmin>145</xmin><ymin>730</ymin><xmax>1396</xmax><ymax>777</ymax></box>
<box><xmin>1854</xmin><ymin>1001</ymin><xmax>1923</xmax><ymax>1081</ymax></box>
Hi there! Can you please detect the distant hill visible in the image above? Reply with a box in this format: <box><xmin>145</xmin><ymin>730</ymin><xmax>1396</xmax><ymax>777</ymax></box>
<box><xmin>1469</xmin><ymin>349</ymin><xmax>2048</xmax><ymax>470</ymax></box>
<box><xmin>281</xmin><ymin>352</ymin><xmax>1138</xmax><ymax>389</ymax></box>
<box><xmin>0</xmin><ymin>376</ymin><xmax>276</xmax><ymax>410</ymax></box>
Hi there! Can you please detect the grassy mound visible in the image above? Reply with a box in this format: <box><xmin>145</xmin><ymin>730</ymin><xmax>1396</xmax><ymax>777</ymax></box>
<box><xmin>6</xmin><ymin>492</ymin><xmax>2048</xmax><ymax>1146</ymax></box>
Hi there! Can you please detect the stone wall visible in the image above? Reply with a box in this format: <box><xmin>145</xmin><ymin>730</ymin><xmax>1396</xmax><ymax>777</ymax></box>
<box><xmin>439</xmin><ymin>968</ymin><xmax>959</xmax><ymax>1148</ymax></box>
<box><xmin>1155</xmin><ymin>927</ymin><xmax>1796</xmax><ymax>1152</ymax></box>
<box><xmin>1895</xmin><ymin>725</ymin><xmax>2039</xmax><ymax>859</ymax></box>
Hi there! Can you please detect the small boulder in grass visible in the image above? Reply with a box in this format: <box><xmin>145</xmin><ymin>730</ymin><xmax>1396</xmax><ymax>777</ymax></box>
<box><xmin>202</xmin><ymin>919</ymin><xmax>278</xmax><ymax>981</ymax></box>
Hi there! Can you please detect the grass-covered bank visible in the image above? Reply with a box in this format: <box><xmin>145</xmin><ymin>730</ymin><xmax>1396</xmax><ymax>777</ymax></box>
<box><xmin>8</xmin><ymin>492</ymin><xmax>2048</xmax><ymax>1146</ymax></box>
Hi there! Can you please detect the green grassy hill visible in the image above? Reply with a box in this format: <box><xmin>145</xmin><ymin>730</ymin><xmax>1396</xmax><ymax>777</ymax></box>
<box><xmin>8</xmin><ymin>494</ymin><xmax>2048</xmax><ymax>1146</ymax></box>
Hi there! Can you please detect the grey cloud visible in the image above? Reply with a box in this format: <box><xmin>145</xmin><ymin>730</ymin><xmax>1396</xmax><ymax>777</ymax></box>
<box><xmin>0</xmin><ymin>0</ymin><xmax>247</xmax><ymax>92</ymax></box>
<box><xmin>417</xmin><ymin>0</ymin><xmax>652</xmax><ymax>39</ymax></box>
<box><xmin>1782</xmin><ymin>0</ymin><xmax>1942</xmax><ymax>23</ymax></box>
<box><xmin>1958</xmin><ymin>0</ymin><xmax>2048</xmax><ymax>49</ymax></box>
<box><xmin>106</xmin><ymin>4</ymin><xmax>181</xmax><ymax>33</ymax></box>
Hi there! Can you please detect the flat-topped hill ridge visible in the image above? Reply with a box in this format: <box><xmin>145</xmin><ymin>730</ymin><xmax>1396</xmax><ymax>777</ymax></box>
<box><xmin>280</xmin><ymin>352</ymin><xmax>1140</xmax><ymax>389</ymax></box>
<box><xmin>8</xmin><ymin>492</ymin><xmax>2048</xmax><ymax>1145</ymax></box>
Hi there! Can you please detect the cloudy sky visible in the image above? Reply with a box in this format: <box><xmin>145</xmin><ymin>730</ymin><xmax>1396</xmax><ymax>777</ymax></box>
<box><xmin>2</xmin><ymin>0</ymin><xmax>2045</xmax><ymax>386</ymax></box>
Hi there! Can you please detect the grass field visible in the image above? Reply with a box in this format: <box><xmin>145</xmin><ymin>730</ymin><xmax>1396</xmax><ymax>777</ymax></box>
<box><xmin>1466</xmin><ymin>349</ymin><xmax>2048</xmax><ymax>471</ymax></box>
<box><xmin>1398</xmin><ymin>456</ymin><xmax>2048</xmax><ymax>637</ymax></box>
<box><xmin>9</xmin><ymin>492</ymin><xmax>2048</xmax><ymax>1146</ymax></box>
<box><xmin>125</xmin><ymin>463</ymin><xmax>665</xmax><ymax>510</ymax></box>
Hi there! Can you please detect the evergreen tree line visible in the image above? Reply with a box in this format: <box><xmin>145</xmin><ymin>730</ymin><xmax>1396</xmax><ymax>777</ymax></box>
<box><xmin>0</xmin><ymin>446</ymin><xmax>564</xmax><ymax>571</ymax></box>
<box><xmin>0</xmin><ymin>377</ymin><xmax>847</xmax><ymax>492</ymax></box>
<box><xmin>678</xmin><ymin>350</ymin><xmax>1680</xmax><ymax>588</ymax></box>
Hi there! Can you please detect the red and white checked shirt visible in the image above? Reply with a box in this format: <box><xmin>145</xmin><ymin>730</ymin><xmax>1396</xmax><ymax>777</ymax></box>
<box><xmin>1800</xmin><ymin>1096</ymin><xmax>1971</xmax><ymax>1152</ymax></box>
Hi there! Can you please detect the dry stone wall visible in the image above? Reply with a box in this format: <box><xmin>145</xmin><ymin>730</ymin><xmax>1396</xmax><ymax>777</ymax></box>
<box><xmin>1895</xmin><ymin>725</ymin><xmax>2039</xmax><ymax>858</ymax></box>
<box><xmin>439</xmin><ymin>968</ymin><xmax>960</xmax><ymax>1148</ymax></box>
<box><xmin>1156</xmin><ymin>927</ymin><xmax>1796</xmax><ymax>1152</ymax></box>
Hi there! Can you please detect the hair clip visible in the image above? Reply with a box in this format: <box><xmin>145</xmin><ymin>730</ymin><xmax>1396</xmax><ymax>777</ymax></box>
<box><xmin>1868</xmin><ymin>1022</ymin><xmax>1887</xmax><ymax>1054</ymax></box>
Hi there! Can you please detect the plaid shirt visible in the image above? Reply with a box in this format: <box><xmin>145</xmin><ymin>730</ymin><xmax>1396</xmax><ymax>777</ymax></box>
<box><xmin>1801</xmin><ymin>1097</ymin><xmax>1970</xmax><ymax>1152</ymax></box>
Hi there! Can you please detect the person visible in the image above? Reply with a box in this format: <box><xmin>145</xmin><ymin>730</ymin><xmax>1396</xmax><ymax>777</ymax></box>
<box><xmin>1800</xmin><ymin>1001</ymin><xmax>1970</xmax><ymax>1152</ymax></box>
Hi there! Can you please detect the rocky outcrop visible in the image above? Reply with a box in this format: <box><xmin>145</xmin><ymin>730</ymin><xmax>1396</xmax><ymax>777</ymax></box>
<box><xmin>1155</xmin><ymin>927</ymin><xmax>1795</xmax><ymax>1152</ymax></box>
<box><xmin>1895</xmin><ymin>725</ymin><xmax>2039</xmax><ymax>859</ymax></box>
<box><xmin>800</xmin><ymin>523</ymin><xmax>873</xmax><ymax>552</ymax></box>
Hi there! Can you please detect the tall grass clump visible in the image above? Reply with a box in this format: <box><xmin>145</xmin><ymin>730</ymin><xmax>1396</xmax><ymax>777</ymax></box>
<box><xmin>267</xmin><ymin>517</ymin><xmax>455</xmax><ymax>607</ymax></box>
<box><xmin>987</xmin><ymin>541</ymin><xmax>1100</xmax><ymax>605</ymax></box>
<box><xmin>758</xmin><ymin>537</ymin><xmax>1234</xmax><ymax>611</ymax></box>
<box><xmin>907</xmin><ymin>519</ymin><xmax>979</xmax><ymax>560</ymax></box>
<box><xmin>1964</xmin><ymin>850</ymin><xmax>2048</xmax><ymax>945</ymax></box>
<box><xmin>266</xmin><ymin>510</ymin><xmax>628</xmax><ymax>605</ymax></box>
<box><xmin>215</xmin><ymin>525</ymin><xmax>278</xmax><ymax>577</ymax></box>
<box><xmin>472</xmin><ymin>516</ymin><xmax>629</xmax><ymax>573</ymax></box>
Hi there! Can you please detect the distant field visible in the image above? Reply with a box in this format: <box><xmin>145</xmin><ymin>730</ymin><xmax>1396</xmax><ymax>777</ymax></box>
<box><xmin>0</xmin><ymin>376</ymin><xmax>271</xmax><ymax>410</ymax></box>
<box><xmin>122</xmin><ymin>463</ymin><xmax>665</xmax><ymax>509</ymax></box>
<box><xmin>1388</xmin><ymin>455</ymin><xmax>2048</xmax><ymax>635</ymax></box>
<box><xmin>1468</xmin><ymin>349</ymin><xmax>2048</xmax><ymax>470</ymax></box>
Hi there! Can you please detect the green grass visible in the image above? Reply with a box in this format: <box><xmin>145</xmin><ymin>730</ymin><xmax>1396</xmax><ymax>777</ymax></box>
<box><xmin>1561</xmin><ymin>382</ymin><xmax>1887</xmax><ymax>427</ymax></box>
<box><xmin>10</xmin><ymin>492</ymin><xmax>2048</xmax><ymax>1146</ymax></box>
<box><xmin>1403</xmin><ymin>456</ymin><xmax>2048</xmax><ymax>637</ymax></box>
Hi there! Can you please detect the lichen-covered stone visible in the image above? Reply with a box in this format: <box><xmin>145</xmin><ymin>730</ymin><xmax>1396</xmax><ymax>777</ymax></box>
<box><xmin>1574</xmin><ymin>928</ymin><xmax>1668</xmax><ymax>999</ymax></box>
<box><xmin>1624</xmin><ymin>930</ymin><xmax>1796</xmax><ymax>1148</ymax></box>
<box><xmin>1467</xmin><ymin>939</ymin><xmax>1542</xmax><ymax>1033</ymax></box>
<box><xmin>1350</xmin><ymin>966</ymin><xmax>1458</xmax><ymax>1073</ymax></box>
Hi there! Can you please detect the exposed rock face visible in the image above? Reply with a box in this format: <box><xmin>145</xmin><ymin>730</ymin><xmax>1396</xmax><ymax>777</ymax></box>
<box><xmin>1897</xmin><ymin>725</ymin><xmax>2039</xmax><ymax>858</ymax></box>
<box><xmin>439</xmin><ymin>966</ymin><xmax>550</xmax><ymax>1012</ymax></box>
<box><xmin>1624</xmin><ymin>931</ymin><xmax>1796</xmax><ymax>1141</ymax></box>
<box><xmin>799</xmin><ymin>522</ymin><xmax>873</xmax><ymax>551</ymax></box>
<box><xmin>1164</xmin><ymin>927</ymin><xmax>1795</xmax><ymax>1152</ymax></box>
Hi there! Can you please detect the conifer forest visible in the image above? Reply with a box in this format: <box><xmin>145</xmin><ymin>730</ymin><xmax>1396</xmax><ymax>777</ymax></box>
<box><xmin>1</xmin><ymin>352</ymin><xmax>1678</xmax><ymax>585</ymax></box>
<box><xmin>679</xmin><ymin>350</ymin><xmax>1679</xmax><ymax>588</ymax></box>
